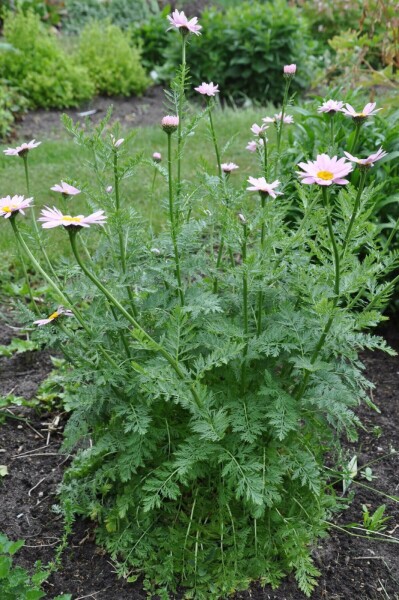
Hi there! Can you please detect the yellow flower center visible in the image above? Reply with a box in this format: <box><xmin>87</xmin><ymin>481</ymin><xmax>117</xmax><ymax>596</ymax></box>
<box><xmin>358</xmin><ymin>112</ymin><xmax>366</xmax><ymax>117</ymax></box>
<box><xmin>49</xmin><ymin>311</ymin><xmax>59</xmax><ymax>320</ymax></box>
<box><xmin>316</xmin><ymin>170</ymin><xmax>334</xmax><ymax>181</ymax></box>
<box><xmin>2</xmin><ymin>204</ymin><xmax>17</xmax><ymax>213</ymax></box>
<box><xmin>62</xmin><ymin>216</ymin><xmax>82</xmax><ymax>223</ymax></box>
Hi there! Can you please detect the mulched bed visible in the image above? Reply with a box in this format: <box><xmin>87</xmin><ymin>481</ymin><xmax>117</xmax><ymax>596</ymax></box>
<box><xmin>0</xmin><ymin>311</ymin><xmax>398</xmax><ymax>599</ymax></box>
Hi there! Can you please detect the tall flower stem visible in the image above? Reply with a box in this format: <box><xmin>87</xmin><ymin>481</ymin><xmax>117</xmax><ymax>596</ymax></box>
<box><xmin>167</xmin><ymin>132</ymin><xmax>184</xmax><ymax>305</ymax></box>
<box><xmin>341</xmin><ymin>169</ymin><xmax>367</xmax><ymax>257</ymax></box>
<box><xmin>22</xmin><ymin>154</ymin><xmax>58</xmax><ymax>280</ymax></box>
<box><xmin>149</xmin><ymin>168</ymin><xmax>158</xmax><ymax>230</ymax></box>
<box><xmin>330</xmin><ymin>115</ymin><xmax>335</xmax><ymax>150</ymax></box>
<box><xmin>295</xmin><ymin>186</ymin><xmax>340</xmax><ymax>400</ymax></box>
<box><xmin>68</xmin><ymin>229</ymin><xmax>203</xmax><ymax>407</ymax></box>
<box><xmin>256</xmin><ymin>194</ymin><xmax>266</xmax><ymax>336</ymax></box>
<box><xmin>176</xmin><ymin>33</ymin><xmax>187</xmax><ymax>200</ymax></box>
<box><xmin>276</xmin><ymin>78</ymin><xmax>291</xmax><ymax>174</ymax></box>
<box><xmin>240</xmin><ymin>220</ymin><xmax>249</xmax><ymax>392</ymax></box>
<box><xmin>263</xmin><ymin>139</ymin><xmax>268</xmax><ymax>179</ymax></box>
<box><xmin>17</xmin><ymin>244</ymin><xmax>39</xmax><ymax>315</ymax></box>
<box><xmin>113</xmin><ymin>150</ymin><xmax>138</xmax><ymax>317</ymax></box>
<box><xmin>349</xmin><ymin>122</ymin><xmax>362</xmax><ymax>154</ymax></box>
<box><xmin>10</xmin><ymin>218</ymin><xmax>118</xmax><ymax>369</ymax></box>
<box><xmin>208</xmin><ymin>102</ymin><xmax>222</xmax><ymax>179</ymax></box>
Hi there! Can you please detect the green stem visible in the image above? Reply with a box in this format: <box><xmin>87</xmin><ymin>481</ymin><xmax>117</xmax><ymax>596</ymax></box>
<box><xmin>113</xmin><ymin>150</ymin><xmax>138</xmax><ymax>317</ymax></box>
<box><xmin>341</xmin><ymin>169</ymin><xmax>367</xmax><ymax>257</ymax></box>
<box><xmin>213</xmin><ymin>239</ymin><xmax>224</xmax><ymax>294</ymax></box>
<box><xmin>295</xmin><ymin>186</ymin><xmax>340</xmax><ymax>400</ymax></box>
<box><xmin>330</xmin><ymin>115</ymin><xmax>335</xmax><ymax>150</ymax></box>
<box><xmin>263</xmin><ymin>139</ymin><xmax>268</xmax><ymax>179</ymax></box>
<box><xmin>11</xmin><ymin>218</ymin><xmax>118</xmax><ymax>369</ymax></box>
<box><xmin>257</xmin><ymin>194</ymin><xmax>266</xmax><ymax>336</ymax></box>
<box><xmin>240</xmin><ymin>222</ymin><xmax>249</xmax><ymax>392</ymax></box>
<box><xmin>349</xmin><ymin>122</ymin><xmax>362</xmax><ymax>154</ymax></box>
<box><xmin>208</xmin><ymin>103</ymin><xmax>222</xmax><ymax>179</ymax></box>
<box><xmin>176</xmin><ymin>34</ymin><xmax>187</xmax><ymax>200</ymax></box>
<box><xmin>68</xmin><ymin>230</ymin><xmax>202</xmax><ymax>407</ymax></box>
<box><xmin>149</xmin><ymin>168</ymin><xmax>157</xmax><ymax>230</ymax></box>
<box><xmin>23</xmin><ymin>155</ymin><xmax>58</xmax><ymax>281</ymax></box>
<box><xmin>167</xmin><ymin>133</ymin><xmax>184</xmax><ymax>305</ymax></box>
<box><xmin>16</xmin><ymin>243</ymin><xmax>39</xmax><ymax>315</ymax></box>
<box><xmin>276</xmin><ymin>78</ymin><xmax>291</xmax><ymax>175</ymax></box>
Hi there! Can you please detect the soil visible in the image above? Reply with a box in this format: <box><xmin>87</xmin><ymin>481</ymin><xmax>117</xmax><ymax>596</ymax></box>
<box><xmin>0</xmin><ymin>307</ymin><xmax>398</xmax><ymax>600</ymax></box>
<box><xmin>13</xmin><ymin>86</ymin><xmax>167</xmax><ymax>141</ymax></box>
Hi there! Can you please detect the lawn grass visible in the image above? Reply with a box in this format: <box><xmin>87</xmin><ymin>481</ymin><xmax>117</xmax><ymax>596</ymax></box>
<box><xmin>0</xmin><ymin>105</ymin><xmax>277</xmax><ymax>264</ymax></box>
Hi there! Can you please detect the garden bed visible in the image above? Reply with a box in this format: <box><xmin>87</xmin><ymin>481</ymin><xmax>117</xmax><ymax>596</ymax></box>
<box><xmin>12</xmin><ymin>85</ymin><xmax>166</xmax><ymax>141</ymax></box>
<box><xmin>0</xmin><ymin>312</ymin><xmax>398</xmax><ymax>599</ymax></box>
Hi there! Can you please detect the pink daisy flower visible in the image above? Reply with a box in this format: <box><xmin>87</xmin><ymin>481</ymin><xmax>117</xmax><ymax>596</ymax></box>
<box><xmin>251</xmin><ymin>123</ymin><xmax>268</xmax><ymax>137</ymax></box>
<box><xmin>152</xmin><ymin>152</ymin><xmax>162</xmax><ymax>162</ymax></box>
<box><xmin>0</xmin><ymin>195</ymin><xmax>33</xmax><ymax>219</ymax></box>
<box><xmin>51</xmin><ymin>181</ymin><xmax>81</xmax><ymax>197</ymax></box>
<box><xmin>342</xmin><ymin>102</ymin><xmax>382</xmax><ymax>120</ymax></box>
<box><xmin>263</xmin><ymin>113</ymin><xmax>294</xmax><ymax>124</ymax></box>
<box><xmin>284</xmin><ymin>64</ymin><xmax>297</xmax><ymax>75</ymax></box>
<box><xmin>246</xmin><ymin>139</ymin><xmax>264</xmax><ymax>152</ymax></box>
<box><xmin>3</xmin><ymin>139</ymin><xmax>41</xmax><ymax>157</ymax></box>
<box><xmin>247</xmin><ymin>177</ymin><xmax>282</xmax><ymax>198</ymax></box>
<box><xmin>38</xmin><ymin>206</ymin><xmax>107</xmax><ymax>229</ymax></box>
<box><xmin>167</xmin><ymin>10</ymin><xmax>202</xmax><ymax>36</ymax></box>
<box><xmin>33</xmin><ymin>306</ymin><xmax>73</xmax><ymax>327</ymax></box>
<box><xmin>297</xmin><ymin>154</ymin><xmax>353</xmax><ymax>186</ymax></box>
<box><xmin>344</xmin><ymin>147</ymin><xmax>387</xmax><ymax>168</ymax></box>
<box><xmin>110</xmin><ymin>134</ymin><xmax>124</xmax><ymax>148</ymax></box>
<box><xmin>317</xmin><ymin>99</ymin><xmax>344</xmax><ymax>114</ymax></box>
<box><xmin>221</xmin><ymin>162</ymin><xmax>239</xmax><ymax>173</ymax></box>
<box><xmin>194</xmin><ymin>82</ymin><xmax>219</xmax><ymax>96</ymax></box>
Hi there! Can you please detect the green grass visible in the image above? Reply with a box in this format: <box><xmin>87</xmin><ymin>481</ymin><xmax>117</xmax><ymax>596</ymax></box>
<box><xmin>0</xmin><ymin>105</ymin><xmax>275</xmax><ymax>265</ymax></box>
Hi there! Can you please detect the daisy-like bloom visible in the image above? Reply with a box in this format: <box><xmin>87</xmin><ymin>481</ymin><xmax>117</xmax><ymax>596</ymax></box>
<box><xmin>297</xmin><ymin>154</ymin><xmax>353</xmax><ymax>186</ymax></box>
<box><xmin>263</xmin><ymin>113</ymin><xmax>294</xmax><ymax>124</ymax></box>
<box><xmin>344</xmin><ymin>147</ymin><xmax>387</xmax><ymax>168</ymax></box>
<box><xmin>194</xmin><ymin>82</ymin><xmax>219</xmax><ymax>96</ymax></box>
<box><xmin>246</xmin><ymin>139</ymin><xmax>264</xmax><ymax>152</ymax></box>
<box><xmin>0</xmin><ymin>195</ymin><xmax>33</xmax><ymax>219</ymax></box>
<box><xmin>247</xmin><ymin>177</ymin><xmax>282</xmax><ymax>199</ymax></box>
<box><xmin>3</xmin><ymin>139</ymin><xmax>41</xmax><ymax>157</ymax></box>
<box><xmin>152</xmin><ymin>152</ymin><xmax>162</xmax><ymax>162</ymax></box>
<box><xmin>284</xmin><ymin>64</ymin><xmax>297</xmax><ymax>75</ymax></box>
<box><xmin>221</xmin><ymin>162</ymin><xmax>239</xmax><ymax>173</ymax></box>
<box><xmin>251</xmin><ymin>123</ymin><xmax>268</xmax><ymax>137</ymax></box>
<box><xmin>38</xmin><ymin>206</ymin><xmax>107</xmax><ymax>229</ymax></box>
<box><xmin>317</xmin><ymin>99</ymin><xmax>344</xmax><ymax>114</ymax></box>
<box><xmin>110</xmin><ymin>134</ymin><xmax>124</xmax><ymax>148</ymax></box>
<box><xmin>161</xmin><ymin>115</ymin><xmax>179</xmax><ymax>134</ymax></box>
<box><xmin>167</xmin><ymin>10</ymin><xmax>202</xmax><ymax>36</ymax></box>
<box><xmin>33</xmin><ymin>306</ymin><xmax>73</xmax><ymax>327</ymax></box>
<box><xmin>51</xmin><ymin>181</ymin><xmax>81</xmax><ymax>197</ymax></box>
<box><xmin>342</xmin><ymin>102</ymin><xmax>382</xmax><ymax>121</ymax></box>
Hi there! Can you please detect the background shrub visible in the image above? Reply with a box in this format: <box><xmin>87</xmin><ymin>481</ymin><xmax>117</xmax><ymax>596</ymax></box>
<box><xmin>63</xmin><ymin>0</ymin><xmax>160</xmax><ymax>34</ymax></box>
<box><xmin>161</xmin><ymin>0</ymin><xmax>316</xmax><ymax>104</ymax></box>
<box><xmin>0</xmin><ymin>10</ymin><xmax>94</xmax><ymax>109</ymax></box>
<box><xmin>0</xmin><ymin>82</ymin><xmax>28</xmax><ymax>139</ymax></box>
<box><xmin>77</xmin><ymin>21</ymin><xmax>149</xmax><ymax>96</ymax></box>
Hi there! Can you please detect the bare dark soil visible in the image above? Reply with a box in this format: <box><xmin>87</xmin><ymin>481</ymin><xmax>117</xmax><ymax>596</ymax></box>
<box><xmin>13</xmin><ymin>86</ymin><xmax>167</xmax><ymax>141</ymax></box>
<box><xmin>0</xmin><ymin>310</ymin><xmax>398</xmax><ymax>599</ymax></box>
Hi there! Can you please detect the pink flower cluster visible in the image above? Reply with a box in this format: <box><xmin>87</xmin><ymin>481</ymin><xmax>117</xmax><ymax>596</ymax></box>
<box><xmin>318</xmin><ymin>100</ymin><xmax>381</xmax><ymax>120</ymax></box>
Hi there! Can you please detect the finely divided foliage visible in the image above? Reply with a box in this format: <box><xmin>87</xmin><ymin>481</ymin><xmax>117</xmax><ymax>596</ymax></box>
<box><xmin>2</xmin><ymin>10</ymin><xmax>397</xmax><ymax>600</ymax></box>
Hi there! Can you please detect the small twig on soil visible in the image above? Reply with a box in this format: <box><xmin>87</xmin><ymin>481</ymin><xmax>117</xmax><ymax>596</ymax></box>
<box><xmin>75</xmin><ymin>592</ymin><xmax>105</xmax><ymax>600</ymax></box>
<box><xmin>14</xmin><ymin>453</ymin><xmax>65</xmax><ymax>458</ymax></box>
<box><xmin>24</xmin><ymin>540</ymin><xmax>61</xmax><ymax>548</ymax></box>
<box><xmin>12</xmin><ymin>444</ymin><xmax>56</xmax><ymax>458</ymax></box>
<box><xmin>28</xmin><ymin>476</ymin><xmax>46</xmax><ymax>496</ymax></box>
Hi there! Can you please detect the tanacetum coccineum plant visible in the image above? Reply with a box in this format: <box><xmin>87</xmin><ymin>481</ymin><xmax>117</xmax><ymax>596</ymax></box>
<box><xmin>2</xmin><ymin>12</ymin><xmax>397</xmax><ymax>599</ymax></box>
